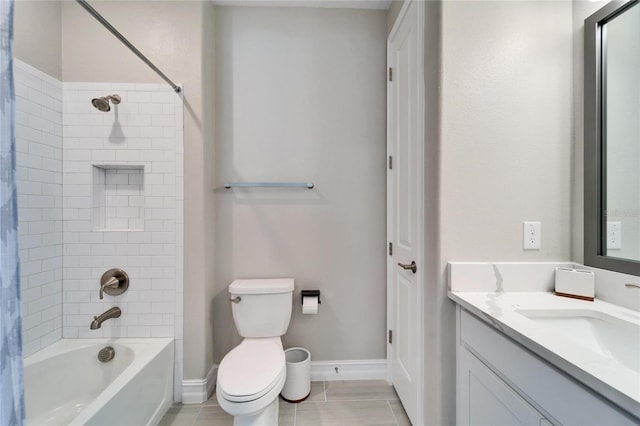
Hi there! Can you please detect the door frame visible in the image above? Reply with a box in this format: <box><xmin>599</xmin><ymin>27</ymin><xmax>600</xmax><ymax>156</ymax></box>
<box><xmin>386</xmin><ymin>1</ymin><xmax>425</xmax><ymax>424</ymax></box>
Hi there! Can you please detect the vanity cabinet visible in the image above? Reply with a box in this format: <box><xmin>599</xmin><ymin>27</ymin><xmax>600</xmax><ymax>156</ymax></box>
<box><xmin>456</xmin><ymin>307</ymin><xmax>639</xmax><ymax>426</ymax></box>
<box><xmin>459</xmin><ymin>346</ymin><xmax>550</xmax><ymax>425</ymax></box>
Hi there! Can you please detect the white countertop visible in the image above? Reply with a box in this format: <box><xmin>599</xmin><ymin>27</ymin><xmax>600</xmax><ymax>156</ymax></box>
<box><xmin>449</xmin><ymin>291</ymin><xmax>640</xmax><ymax>418</ymax></box>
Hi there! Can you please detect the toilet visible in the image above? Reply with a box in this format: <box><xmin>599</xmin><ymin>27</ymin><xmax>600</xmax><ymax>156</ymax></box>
<box><xmin>216</xmin><ymin>278</ymin><xmax>294</xmax><ymax>426</ymax></box>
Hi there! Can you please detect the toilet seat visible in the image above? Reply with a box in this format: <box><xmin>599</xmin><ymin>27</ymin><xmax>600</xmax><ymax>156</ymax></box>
<box><xmin>217</xmin><ymin>338</ymin><xmax>286</xmax><ymax>403</ymax></box>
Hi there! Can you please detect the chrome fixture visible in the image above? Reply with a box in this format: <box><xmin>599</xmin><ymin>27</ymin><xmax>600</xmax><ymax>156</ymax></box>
<box><xmin>90</xmin><ymin>307</ymin><xmax>121</xmax><ymax>329</ymax></box>
<box><xmin>229</xmin><ymin>296</ymin><xmax>242</xmax><ymax>303</ymax></box>
<box><xmin>75</xmin><ymin>0</ymin><xmax>181</xmax><ymax>93</ymax></box>
<box><xmin>100</xmin><ymin>268</ymin><xmax>129</xmax><ymax>299</ymax></box>
<box><xmin>91</xmin><ymin>94</ymin><xmax>121</xmax><ymax>112</ymax></box>
<box><xmin>100</xmin><ymin>277</ymin><xmax>119</xmax><ymax>299</ymax></box>
<box><xmin>97</xmin><ymin>346</ymin><xmax>115</xmax><ymax>363</ymax></box>
<box><xmin>397</xmin><ymin>260</ymin><xmax>417</xmax><ymax>274</ymax></box>
<box><xmin>625</xmin><ymin>283</ymin><xmax>640</xmax><ymax>289</ymax></box>
<box><xmin>223</xmin><ymin>182</ymin><xmax>314</xmax><ymax>189</ymax></box>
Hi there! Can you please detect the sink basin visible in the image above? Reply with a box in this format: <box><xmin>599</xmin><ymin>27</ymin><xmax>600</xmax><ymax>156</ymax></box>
<box><xmin>516</xmin><ymin>308</ymin><xmax>640</xmax><ymax>373</ymax></box>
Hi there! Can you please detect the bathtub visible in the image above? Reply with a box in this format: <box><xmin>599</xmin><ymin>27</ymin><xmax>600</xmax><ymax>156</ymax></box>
<box><xmin>24</xmin><ymin>338</ymin><xmax>173</xmax><ymax>425</ymax></box>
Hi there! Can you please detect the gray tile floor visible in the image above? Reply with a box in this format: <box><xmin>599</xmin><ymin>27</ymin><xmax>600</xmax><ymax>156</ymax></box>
<box><xmin>160</xmin><ymin>380</ymin><xmax>411</xmax><ymax>426</ymax></box>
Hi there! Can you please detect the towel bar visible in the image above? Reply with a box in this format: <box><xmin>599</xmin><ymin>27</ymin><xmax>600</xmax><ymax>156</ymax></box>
<box><xmin>223</xmin><ymin>182</ymin><xmax>314</xmax><ymax>189</ymax></box>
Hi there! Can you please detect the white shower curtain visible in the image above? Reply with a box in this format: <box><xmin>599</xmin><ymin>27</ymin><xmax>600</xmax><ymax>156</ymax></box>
<box><xmin>0</xmin><ymin>0</ymin><xmax>25</xmax><ymax>424</ymax></box>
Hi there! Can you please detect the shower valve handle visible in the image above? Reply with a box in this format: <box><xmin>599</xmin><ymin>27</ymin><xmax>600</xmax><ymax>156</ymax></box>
<box><xmin>99</xmin><ymin>277</ymin><xmax>120</xmax><ymax>300</ymax></box>
<box><xmin>99</xmin><ymin>269</ymin><xmax>129</xmax><ymax>299</ymax></box>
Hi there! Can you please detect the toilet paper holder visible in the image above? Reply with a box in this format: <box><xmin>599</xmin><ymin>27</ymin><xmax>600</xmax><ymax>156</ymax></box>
<box><xmin>301</xmin><ymin>290</ymin><xmax>321</xmax><ymax>305</ymax></box>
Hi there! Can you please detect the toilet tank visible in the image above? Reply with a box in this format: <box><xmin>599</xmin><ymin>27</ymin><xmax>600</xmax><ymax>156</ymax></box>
<box><xmin>229</xmin><ymin>278</ymin><xmax>294</xmax><ymax>338</ymax></box>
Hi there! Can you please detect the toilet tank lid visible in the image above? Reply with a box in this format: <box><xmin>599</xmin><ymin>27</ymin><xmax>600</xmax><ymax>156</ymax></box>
<box><xmin>229</xmin><ymin>278</ymin><xmax>294</xmax><ymax>294</ymax></box>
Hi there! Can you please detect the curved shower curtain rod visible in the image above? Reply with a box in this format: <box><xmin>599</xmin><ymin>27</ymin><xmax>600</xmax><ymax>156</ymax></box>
<box><xmin>75</xmin><ymin>0</ymin><xmax>181</xmax><ymax>93</ymax></box>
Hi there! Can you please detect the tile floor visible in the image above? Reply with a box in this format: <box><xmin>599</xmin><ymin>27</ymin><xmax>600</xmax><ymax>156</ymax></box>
<box><xmin>160</xmin><ymin>380</ymin><xmax>411</xmax><ymax>426</ymax></box>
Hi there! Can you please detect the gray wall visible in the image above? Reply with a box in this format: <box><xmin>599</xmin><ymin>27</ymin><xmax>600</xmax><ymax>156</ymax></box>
<box><xmin>212</xmin><ymin>6</ymin><xmax>388</xmax><ymax>362</ymax></box>
<box><xmin>436</xmin><ymin>1</ymin><xmax>573</xmax><ymax>423</ymax></box>
<box><xmin>14</xmin><ymin>1</ymin><xmax>62</xmax><ymax>79</ymax></box>
<box><xmin>440</xmin><ymin>0</ymin><xmax>573</xmax><ymax>263</ymax></box>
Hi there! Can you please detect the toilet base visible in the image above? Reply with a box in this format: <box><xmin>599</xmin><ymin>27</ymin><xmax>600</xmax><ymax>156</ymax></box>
<box><xmin>232</xmin><ymin>397</ymin><xmax>279</xmax><ymax>426</ymax></box>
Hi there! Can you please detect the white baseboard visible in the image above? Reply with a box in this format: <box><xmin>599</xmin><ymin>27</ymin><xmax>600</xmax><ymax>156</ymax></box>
<box><xmin>181</xmin><ymin>364</ymin><xmax>217</xmax><ymax>404</ymax></box>
<box><xmin>310</xmin><ymin>359</ymin><xmax>387</xmax><ymax>382</ymax></box>
<box><xmin>181</xmin><ymin>359</ymin><xmax>386</xmax><ymax>402</ymax></box>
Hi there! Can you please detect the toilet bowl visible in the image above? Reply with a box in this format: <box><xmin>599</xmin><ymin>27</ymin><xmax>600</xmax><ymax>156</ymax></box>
<box><xmin>216</xmin><ymin>338</ymin><xmax>286</xmax><ymax>422</ymax></box>
<box><xmin>215</xmin><ymin>279</ymin><xmax>294</xmax><ymax>425</ymax></box>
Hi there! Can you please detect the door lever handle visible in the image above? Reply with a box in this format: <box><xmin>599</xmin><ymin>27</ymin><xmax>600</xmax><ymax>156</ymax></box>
<box><xmin>397</xmin><ymin>261</ymin><xmax>417</xmax><ymax>274</ymax></box>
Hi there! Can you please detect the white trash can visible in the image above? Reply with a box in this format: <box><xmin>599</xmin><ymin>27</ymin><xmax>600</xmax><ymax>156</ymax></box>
<box><xmin>281</xmin><ymin>347</ymin><xmax>311</xmax><ymax>403</ymax></box>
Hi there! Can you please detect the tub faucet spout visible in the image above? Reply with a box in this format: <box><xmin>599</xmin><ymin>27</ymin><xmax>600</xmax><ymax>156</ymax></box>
<box><xmin>90</xmin><ymin>307</ymin><xmax>121</xmax><ymax>329</ymax></box>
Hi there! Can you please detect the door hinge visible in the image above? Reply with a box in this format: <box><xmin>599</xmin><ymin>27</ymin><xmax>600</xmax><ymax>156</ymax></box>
<box><xmin>388</xmin><ymin>67</ymin><xmax>393</xmax><ymax>82</ymax></box>
<box><xmin>388</xmin><ymin>330</ymin><xmax>393</xmax><ymax>344</ymax></box>
<box><xmin>388</xmin><ymin>155</ymin><xmax>393</xmax><ymax>170</ymax></box>
<box><xmin>388</xmin><ymin>242</ymin><xmax>393</xmax><ymax>256</ymax></box>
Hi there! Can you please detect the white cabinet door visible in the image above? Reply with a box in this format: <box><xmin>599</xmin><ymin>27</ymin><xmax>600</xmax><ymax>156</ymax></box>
<box><xmin>459</xmin><ymin>347</ymin><xmax>548</xmax><ymax>426</ymax></box>
<box><xmin>456</xmin><ymin>307</ymin><xmax>639</xmax><ymax>426</ymax></box>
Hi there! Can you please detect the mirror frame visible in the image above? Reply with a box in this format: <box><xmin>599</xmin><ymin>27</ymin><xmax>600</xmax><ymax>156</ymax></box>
<box><xmin>584</xmin><ymin>0</ymin><xmax>640</xmax><ymax>275</ymax></box>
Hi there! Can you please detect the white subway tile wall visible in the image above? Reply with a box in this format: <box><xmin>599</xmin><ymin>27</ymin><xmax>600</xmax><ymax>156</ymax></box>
<box><xmin>15</xmin><ymin>60</ymin><xmax>64</xmax><ymax>357</ymax></box>
<box><xmin>63</xmin><ymin>82</ymin><xmax>184</xmax><ymax>400</ymax></box>
<box><xmin>15</xmin><ymin>60</ymin><xmax>184</xmax><ymax>401</ymax></box>
<box><xmin>91</xmin><ymin>166</ymin><xmax>145</xmax><ymax>231</ymax></box>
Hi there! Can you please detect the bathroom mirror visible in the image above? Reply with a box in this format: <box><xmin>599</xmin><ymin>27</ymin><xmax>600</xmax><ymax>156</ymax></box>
<box><xmin>584</xmin><ymin>0</ymin><xmax>640</xmax><ymax>275</ymax></box>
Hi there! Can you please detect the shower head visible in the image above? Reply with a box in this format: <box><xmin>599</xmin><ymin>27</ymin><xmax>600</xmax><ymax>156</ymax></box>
<box><xmin>91</xmin><ymin>94</ymin><xmax>121</xmax><ymax>112</ymax></box>
<box><xmin>91</xmin><ymin>97</ymin><xmax>111</xmax><ymax>112</ymax></box>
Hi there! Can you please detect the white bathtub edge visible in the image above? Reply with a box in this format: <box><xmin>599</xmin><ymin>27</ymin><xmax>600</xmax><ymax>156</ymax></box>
<box><xmin>30</xmin><ymin>338</ymin><xmax>175</xmax><ymax>426</ymax></box>
<box><xmin>147</xmin><ymin>389</ymin><xmax>174</xmax><ymax>426</ymax></box>
<box><xmin>181</xmin><ymin>363</ymin><xmax>218</xmax><ymax>404</ymax></box>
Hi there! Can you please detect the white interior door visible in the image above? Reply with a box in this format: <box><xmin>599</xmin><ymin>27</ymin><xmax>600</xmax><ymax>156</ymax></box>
<box><xmin>387</xmin><ymin>1</ymin><xmax>424</xmax><ymax>425</ymax></box>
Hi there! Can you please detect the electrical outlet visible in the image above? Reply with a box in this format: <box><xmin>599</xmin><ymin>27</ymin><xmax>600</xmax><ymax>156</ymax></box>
<box><xmin>607</xmin><ymin>221</ymin><xmax>622</xmax><ymax>250</ymax></box>
<box><xmin>523</xmin><ymin>221</ymin><xmax>541</xmax><ymax>250</ymax></box>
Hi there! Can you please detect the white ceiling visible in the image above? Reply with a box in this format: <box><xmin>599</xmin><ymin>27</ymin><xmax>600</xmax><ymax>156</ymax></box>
<box><xmin>211</xmin><ymin>0</ymin><xmax>392</xmax><ymax>10</ymax></box>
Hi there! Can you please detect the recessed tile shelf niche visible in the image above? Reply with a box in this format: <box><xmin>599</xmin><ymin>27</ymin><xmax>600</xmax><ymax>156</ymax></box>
<box><xmin>92</xmin><ymin>165</ymin><xmax>145</xmax><ymax>231</ymax></box>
